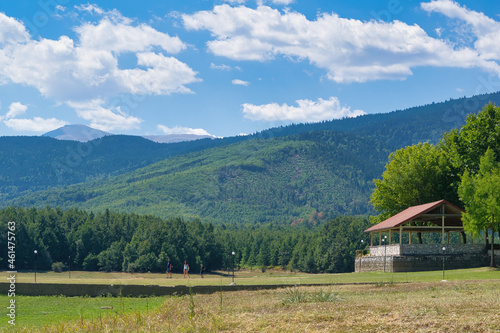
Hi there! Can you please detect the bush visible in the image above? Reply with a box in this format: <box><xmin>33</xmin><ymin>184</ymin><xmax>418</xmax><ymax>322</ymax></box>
<box><xmin>51</xmin><ymin>262</ymin><xmax>66</xmax><ymax>273</ymax></box>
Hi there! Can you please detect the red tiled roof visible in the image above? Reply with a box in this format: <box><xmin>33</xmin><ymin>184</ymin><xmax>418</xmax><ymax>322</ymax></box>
<box><xmin>365</xmin><ymin>199</ymin><xmax>464</xmax><ymax>233</ymax></box>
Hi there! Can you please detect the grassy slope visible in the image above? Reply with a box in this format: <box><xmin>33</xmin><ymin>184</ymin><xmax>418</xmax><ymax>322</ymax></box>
<box><xmin>2</xmin><ymin>268</ymin><xmax>499</xmax><ymax>331</ymax></box>
<box><xmin>5</xmin><ymin>132</ymin><xmax>388</xmax><ymax>224</ymax></box>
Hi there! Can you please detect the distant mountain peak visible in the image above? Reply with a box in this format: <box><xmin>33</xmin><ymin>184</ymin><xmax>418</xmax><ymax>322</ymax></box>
<box><xmin>142</xmin><ymin>134</ymin><xmax>214</xmax><ymax>143</ymax></box>
<box><xmin>42</xmin><ymin>124</ymin><xmax>112</xmax><ymax>142</ymax></box>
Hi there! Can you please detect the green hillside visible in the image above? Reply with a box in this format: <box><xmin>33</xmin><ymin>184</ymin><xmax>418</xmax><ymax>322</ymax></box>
<box><xmin>3</xmin><ymin>131</ymin><xmax>390</xmax><ymax>224</ymax></box>
<box><xmin>2</xmin><ymin>92</ymin><xmax>500</xmax><ymax>224</ymax></box>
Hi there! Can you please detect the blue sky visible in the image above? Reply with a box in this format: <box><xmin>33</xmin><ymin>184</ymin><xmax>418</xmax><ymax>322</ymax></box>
<box><xmin>0</xmin><ymin>0</ymin><xmax>499</xmax><ymax>138</ymax></box>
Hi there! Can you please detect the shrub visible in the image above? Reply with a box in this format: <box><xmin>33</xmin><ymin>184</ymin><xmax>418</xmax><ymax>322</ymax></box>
<box><xmin>51</xmin><ymin>262</ymin><xmax>66</xmax><ymax>273</ymax></box>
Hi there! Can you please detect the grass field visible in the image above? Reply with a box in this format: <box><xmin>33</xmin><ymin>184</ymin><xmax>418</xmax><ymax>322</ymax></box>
<box><xmin>1</xmin><ymin>266</ymin><xmax>499</xmax><ymax>285</ymax></box>
<box><xmin>1</xmin><ymin>267</ymin><xmax>500</xmax><ymax>332</ymax></box>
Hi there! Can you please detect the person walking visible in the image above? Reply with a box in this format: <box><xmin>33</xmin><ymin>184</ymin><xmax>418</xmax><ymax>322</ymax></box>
<box><xmin>200</xmin><ymin>264</ymin><xmax>205</xmax><ymax>278</ymax></box>
<box><xmin>166</xmin><ymin>258</ymin><xmax>173</xmax><ymax>279</ymax></box>
<box><xmin>183</xmin><ymin>260</ymin><xmax>190</xmax><ymax>278</ymax></box>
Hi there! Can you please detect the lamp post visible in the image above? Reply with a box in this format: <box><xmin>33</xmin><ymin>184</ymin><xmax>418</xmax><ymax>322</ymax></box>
<box><xmin>382</xmin><ymin>235</ymin><xmax>387</xmax><ymax>272</ymax></box>
<box><xmin>231</xmin><ymin>251</ymin><xmax>235</xmax><ymax>284</ymax></box>
<box><xmin>442</xmin><ymin>246</ymin><xmax>446</xmax><ymax>281</ymax></box>
<box><xmin>359</xmin><ymin>240</ymin><xmax>364</xmax><ymax>272</ymax></box>
<box><xmin>34</xmin><ymin>250</ymin><xmax>38</xmax><ymax>283</ymax></box>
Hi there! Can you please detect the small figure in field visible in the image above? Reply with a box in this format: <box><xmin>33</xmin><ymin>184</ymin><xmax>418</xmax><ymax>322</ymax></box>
<box><xmin>166</xmin><ymin>258</ymin><xmax>173</xmax><ymax>279</ymax></box>
<box><xmin>200</xmin><ymin>264</ymin><xmax>205</xmax><ymax>278</ymax></box>
<box><xmin>183</xmin><ymin>260</ymin><xmax>190</xmax><ymax>278</ymax></box>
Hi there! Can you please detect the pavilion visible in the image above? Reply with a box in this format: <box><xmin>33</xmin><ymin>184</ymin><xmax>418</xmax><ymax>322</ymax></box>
<box><xmin>355</xmin><ymin>199</ymin><xmax>492</xmax><ymax>272</ymax></box>
<box><xmin>365</xmin><ymin>199</ymin><xmax>468</xmax><ymax>246</ymax></box>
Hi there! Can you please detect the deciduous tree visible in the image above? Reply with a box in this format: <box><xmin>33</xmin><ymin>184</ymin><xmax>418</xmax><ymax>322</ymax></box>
<box><xmin>458</xmin><ymin>148</ymin><xmax>500</xmax><ymax>267</ymax></box>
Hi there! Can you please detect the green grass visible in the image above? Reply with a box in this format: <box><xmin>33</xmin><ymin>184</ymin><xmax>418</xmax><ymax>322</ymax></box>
<box><xmin>0</xmin><ymin>295</ymin><xmax>166</xmax><ymax>328</ymax></box>
<box><xmin>3</xmin><ymin>280</ymin><xmax>500</xmax><ymax>332</ymax></box>
<box><xmin>2</xmin><ymin>266</ymin><xmax>499</xmax><ymax>286</ymax></box>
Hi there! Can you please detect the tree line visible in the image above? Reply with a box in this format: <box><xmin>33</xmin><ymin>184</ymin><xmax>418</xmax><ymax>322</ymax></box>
<box><xmin>0</xmin><ymin>206</ymin><xmax>370</xmax><ymax>274</ymax></box>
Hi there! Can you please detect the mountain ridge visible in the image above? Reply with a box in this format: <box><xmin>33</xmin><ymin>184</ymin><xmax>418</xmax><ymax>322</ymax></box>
<box><xmin>3</xmin><ymin>91</ymin><xmax>500</xmax><ymax>224</ymax></box>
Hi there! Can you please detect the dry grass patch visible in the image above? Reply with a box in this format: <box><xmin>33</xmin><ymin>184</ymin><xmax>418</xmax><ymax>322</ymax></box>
<box><xmin>6</xmin><ymin>280</ymin><xmax>500</xmax><ymax>332</ymax></box>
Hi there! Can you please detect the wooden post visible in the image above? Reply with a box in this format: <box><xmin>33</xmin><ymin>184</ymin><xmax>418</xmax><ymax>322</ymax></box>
<box><xmin>399</xmin><ymin>226</ymin><xmax>402</xmax><ymax>245</ymax></box>
<box><xmin>389</xmin><ymin>229</ymin><xmax>392</xmax><ymax>245</ymax></box>
<box><xmin>370</xmin><ymin>232</ymin><xmax>373</xmax><ymax>247</ymax></box>
<box><xmin>409</xmin><ymin>231</ymin><xmax>412</xmax><ymax>244</ymax></box>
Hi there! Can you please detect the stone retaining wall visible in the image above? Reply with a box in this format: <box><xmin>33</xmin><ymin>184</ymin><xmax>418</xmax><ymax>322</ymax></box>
<box><xmin>355</xmin><ymin>252</ymin><xmax>500</xmax><ymax>273</ymax></box>
<box><xmin>367</xmin><ymin>244</ymin><xmax>486</xmax><ymax>257</ymax></box>
<box><xmin>368</xmin><ymin>244</ymin><xmax>400</xmax><ymax>256</ymax></box>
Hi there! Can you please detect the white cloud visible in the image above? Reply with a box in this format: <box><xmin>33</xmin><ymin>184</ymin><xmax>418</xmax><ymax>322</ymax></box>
<box><xmin>117</xmin><ymin>52</ymin><xmax>200</xmax><ymax>95</ymax></box>
<box><xmin>224</xmin><ymin>0</ymin><xmax>247</xmax><ymax>4</ymax></box>
<box><xmin>232</xmin><ymin>79</ymin><xmax>250</xmax><ymax>86</ymax></box>
<box><xmin>4</xmin><ymin>117</ymin><xmax>68</xmax><ymax>132</ymax></box>
<box><xmin>210</xmin><ymin>63</ymin><xmax>240</xmax><ymax>71</ymax></box>
<box><xmin>0</xmin><ymin>13</ymin><xmax>30</xmax><ymax>45</ymax></box>
<box><xmin>75</xmin><ymin>4</ymin><xmax>105</xmax><ymax>15</ymax></box>
<box><xmin>6</xmin><ymin>102</ymin><xmax>28</xmax><ymax>119</ymax></box>
<box><xmin>75</xmin><ymin>18</ymin><xmax>185</xmax><ymax>55</ymax></box>
<box><xmin>269</xmin><ymin>0</ymin><xmax>294</xmax><ymax>5</ymax></box>
<box><xmin>0</xmin><ymin>9</ymin><xmax>200</xmax><ymax>131</ymax></box>
<box><xmin>242</xmin><ymin>97</ymin><xmax>365</xmax><ymax>122</ymax></box>
<box><xmin>157</xmin><ymin>125</ymin><xmax>214</xmax><ymax>136</ymax></box>
<box><xmin>68</xmin><ymin>100</ymin><xmax>142</xmax><ymax>131</ymax></box>
<box><xmin>183</xmin><ymin>4</ymin><xmax>500</xmax><ymax>83</ymax></box>
<box><xmin>1</xmin><ymin>102</ymin><xmax>66</xmax><ymax>132</ymax></box>
<box><xmin>421</xmin><ymin>0</ymin><xmax>500</xmax><ymax>61</ymax></box>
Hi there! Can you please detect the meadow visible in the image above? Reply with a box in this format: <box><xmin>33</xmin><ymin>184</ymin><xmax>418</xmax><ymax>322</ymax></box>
<box><xmin>1</xmin><ymin>267</ymin><xmax>499</xmax><ymax>332</ymax></box>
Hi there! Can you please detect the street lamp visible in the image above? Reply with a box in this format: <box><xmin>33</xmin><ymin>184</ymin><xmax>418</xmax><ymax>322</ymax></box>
<box><xmin>442</xmin><ymin>246</ymin><xmax>446</xmax><ymax>281</ymax></box>
<box><xmin>231</xmin><ymin>251</ymin><xmax>235</xmax><ymax>284</ymax></box>
<box><xmin>382</xmin><ymin>236</ymin><xmax>387</xmax><ymax>272</ymax></box>
<box><xmin>34</xmin><ymin>250</ymin><xmax>38</xmax><ymax>283</ymax></box>
<box><xmin>359</xmin><ymin>240</ymin><xmax>364</xmax><ymax>272</ymax></box>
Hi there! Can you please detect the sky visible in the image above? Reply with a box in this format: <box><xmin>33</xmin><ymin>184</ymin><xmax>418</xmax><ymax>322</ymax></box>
<box><xmin>0</xmin><ymin>0</ymin><xmax>499</xmax><ymax>138</ymax></box>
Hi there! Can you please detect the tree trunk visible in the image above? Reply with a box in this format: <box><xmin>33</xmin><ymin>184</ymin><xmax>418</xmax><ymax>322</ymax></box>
<box><xmin>461</xmin><ymin>231</ymin><xmax>467</xmax><ymax>244</ymax></box>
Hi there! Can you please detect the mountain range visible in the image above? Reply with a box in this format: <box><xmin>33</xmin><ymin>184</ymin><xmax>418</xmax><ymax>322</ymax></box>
<box><xmin>42</xmin><ymin>124</ymin><xmax>214</xmax><ymax>143</ymax></box>
<box><xmin>2</xmin><ymin>91</ymin><xmax>500</xmax><ymax>225</ymax></box>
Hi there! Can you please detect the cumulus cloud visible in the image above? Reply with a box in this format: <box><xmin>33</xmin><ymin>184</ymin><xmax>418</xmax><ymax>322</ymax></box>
<box><xmin>68</xmin><ymin>100</ymin><xmax>142</xmax><ymax>131</ymax></box>
<box><xmin>0</xmin><ymin>13</ymin><xmax>30</xmax><ymax>45</ymax></box>
<box><xmin>421</xmin><ymin>0</ymin><xmax>500</xmax><ymax>61</ymax></box>
<box><xmin>4</xmin><ymin>117</ymin><xmax>68</xmax><ymax>132</ymax></box>
<box><xmin>232</xmin><ymin>79</ymin><xmax>250</xmax><ymax>86</ymax></box>
<box><xmin>1</xmin><ymin>101</ymin><xmax>67</xmax><ymax>132</ymax></box>
<box><xmin>182</xmin><ymin>3</ymin><xmax>500</xmax><ymax>83</ymax></box>
<box><xmin>242</xmin><ymin>97</ymin><xmax>365</xmax><ymax>122</ymax></box>
<box><xmin>157</xmin><ymin>125</ymin><xmax>214</xmax><ymax>136</ymax></box>
<box><xmin>6</xmin><ymin>102</ymin><xmax>28</xmax><ymax>119</ymax></box>
<box><xmin>0</xmin><ymin>7</ymin><xmax>200</xmax><ymax>131</ymax></box>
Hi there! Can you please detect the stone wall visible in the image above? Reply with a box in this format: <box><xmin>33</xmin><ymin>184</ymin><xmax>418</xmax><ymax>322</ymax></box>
<box><xmin>400</xmin><ymin>244</ymin><xmax>485</xmax><ymax>255</ymax></box>
<box><xmin>368</xmin><ymin>244</ymin><xmax>401</xmax><ymax>256</ymax></box>
<box><xmin>355</xmin><ymin>250</ymin><xmax>500</xmax><ymax>273</ymax></box>
<box><xmin>367</xmin><ymin>244</ymin><xmax>486</xmax><ymax>257</ymax></box>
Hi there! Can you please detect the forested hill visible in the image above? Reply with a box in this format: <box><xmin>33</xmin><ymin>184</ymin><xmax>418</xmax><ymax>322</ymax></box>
<box><xmin>3</xmin><ymin>130</ymin><xmax>392</xmax><ymax>224</ymax></box>
<box><xmin>1</xmin><ymin>91</ymin><xmax>500</xmax><ymax>224</ymax></box>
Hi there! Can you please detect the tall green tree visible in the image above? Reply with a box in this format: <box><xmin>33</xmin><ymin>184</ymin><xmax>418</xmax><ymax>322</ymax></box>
<box><xmin>442</xmin><ymin>103</ymin><xmax>500</xmax><ymax>176</ymax></box>
<box><xmin>458</xmin><ymin>148</ymin><xmax>500</xmax><ymax>267</ymax></box>
<box><xmin>370</xmin><ymin>143</ymin><xmax>458</xmax><ymax>223</ymax></box>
